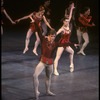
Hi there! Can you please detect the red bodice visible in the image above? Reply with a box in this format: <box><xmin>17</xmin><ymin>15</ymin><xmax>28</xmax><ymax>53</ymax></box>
<box><xmin>30</xmin><ymin>12</ymin><xmax>43</xmax><ymax>32</ymax></box>
<box><xmin>59</xmin><ymin>32</ymin><xmax>70</xmax><ymax>44</ymax></box>
<box><xmin>77</xmin><ymin>15</ymin><xmax>93</xmax><ymax>32</ymax></box>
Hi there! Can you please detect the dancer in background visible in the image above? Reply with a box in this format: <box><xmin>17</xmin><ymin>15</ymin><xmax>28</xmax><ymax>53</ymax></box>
<box><xmin>76</xmin><ymin>7</ymin><xmax>95</xmax><ymax>55</ymax></box>
<box><xmin>1</xmin><ymin>0</ymin><xmax>16</xmax><ymax>35</ymax></box>
<box><xmin>33</xmin><ymin>0</ymin><xmax>51</xmax><ymax>56</ymax></box>
<box><xmin>15</xmin><ymin>6</ymin><xmax>53</xmax><ymax>54</ymax></box>
<box><xmin>33</xmin><ymin>21</ymin><xmax>79</xmax><ymax>100</ymax></box>
<box><xmin>54</xmin><ymin>3</ymin><xmax>75</xmax><ymax>76</ymax></box>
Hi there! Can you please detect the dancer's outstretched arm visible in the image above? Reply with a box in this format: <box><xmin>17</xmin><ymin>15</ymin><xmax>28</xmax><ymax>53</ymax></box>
<box><xmin>3</xmin><ymin>9</ymin><xmax>15</xmax><ymax>24</ymax></box>
<box><xmin>16</xmin><ymin>13</ymin><xmax>33</xmax><ymax>22</ymax></box>
<box><xmin>56</xmin><ymin>27</ymin><xmax>64</xmax><ymax>35</ymax></box>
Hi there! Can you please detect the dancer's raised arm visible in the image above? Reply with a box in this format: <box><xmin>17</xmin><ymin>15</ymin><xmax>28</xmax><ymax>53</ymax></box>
<box><xmin>67</xmin><ymin>3</ymin><xmax>75</xmax><ymax>22</ymax></box>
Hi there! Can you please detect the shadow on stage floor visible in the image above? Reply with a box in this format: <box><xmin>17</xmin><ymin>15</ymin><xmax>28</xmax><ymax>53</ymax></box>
<box><xmin>1</xmin><ymin>29</ymin><xmax>99</xmax><ymax>100</ymax></box>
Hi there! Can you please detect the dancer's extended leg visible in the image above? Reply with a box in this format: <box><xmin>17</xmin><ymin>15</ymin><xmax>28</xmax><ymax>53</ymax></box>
<box><xmin>45</xmin><ymin>65</ymin><xmax>55</xmax><ymax>96</ymax></box>
<box><xmin>23</xmin><ymin>29</ymin><xmax>33</xmax><ymax>54</ymax></box>
<box><xmin>33</xmin><ymin>32</ymin><xmax>40</xmax><ymax>56</ymax></box>
<box><xmin>54</xmin><ymin>47</ymin><xmax>64</xmax><ymax>75</ymax></box>
<box><xmin>33</xmin><ymin>62</ymin><xmax>45</xmax><ymax>99</ymax></box>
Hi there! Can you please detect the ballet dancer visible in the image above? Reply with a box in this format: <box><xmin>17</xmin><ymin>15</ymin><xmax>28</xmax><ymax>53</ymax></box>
<box><xmin>33</xmin><ymin>0</ymin><xmax>51</xmax><ymax>56</ymax></box>
<box><xmin>33</xmin><ymin>22</ymin><xmax>79</xmax><ymax>99</ymax></box>
<box><xmin>53</xmin><ymin>3</ymin><xmax>75</xmax><ymax>76</ymax></box>
<box><xmin>76</xmin><ymin>7</ymin><xmax>95</xmax><ymax>55</ymax></box>
<box><xmin>15</xmin><ymin>6</ymin><xmax>53</xmax><ymax>54</ymax></box>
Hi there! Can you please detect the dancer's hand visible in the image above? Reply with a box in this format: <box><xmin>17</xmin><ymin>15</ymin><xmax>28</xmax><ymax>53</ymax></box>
<box><xmin>74</xmin><ymin>44</ymin><xmax>80</xmax><ymax>49</ymax></box>
<box><xmin>92</xmin><ymin>22</ymin><xmax>95</xmax><ymax>26</ymax></box>
<box><xmin>45</xmin><ymin>36</ymin><xmax>48</xmax><ymax>39</ymax></box>
<box><xmin>80</xmin><ymin>13</ymin><xmax>83</xmax><ymax>17</ymax></box>
<box><xmin>12</xmin><ymin>21</ymin><xmax>16</xmax><ymax>24</ymax></box>
<box><xmin>71</xmin><ymin>3</ymin><xmax>75</xmax><ymax>9</ymax></box>
<box><xmin>30</xmin><ymin>20</ymin><xmax>35</xmax><ymax>23</ymax></box>
<box><xmin>29</xmin><ymin>16</ymin><xmax>35</xmax><ymax>23</ymax></box>
<box><xmin>15</xmin><ymin>19</ymin><xmax>20</xmax><ymax>23</ymax></box>
<box><xmin>51</xmin><ymin>27</ymin><xmax>55</xmax><ymax>30</ymax></box>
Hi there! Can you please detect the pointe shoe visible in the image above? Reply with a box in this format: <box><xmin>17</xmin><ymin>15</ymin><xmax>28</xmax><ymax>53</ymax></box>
<box><xmin>54</xmin><ymin>70</ymin><xmax>59</xmax><ymax>76</ymax></box>
<box><xmin>23</xmin><ymin>48</ymin><xmax>28</xmax><ymax>54</ymax></box>
<box><xmin>70</xmin><ymin>64</ymin><xmax>74</xmax><ymax>72</ymax></box>
<box><xmin>35</xmin><ymin>91</ymin><xmax>40</xmax><ymax>100</ymax></box>
<box><xmin>46</xmin><ymin>91</ymin><xmax>56</xmax><ymax>96</ymax></box>
<box><xmin>33</xmin><ymin>50</ymin><xmax>38</xmax><ymax>56</ymax></box>
<box><xmin>77</xmin><ymin>51</ymin><xmax>86</xmax><ymax>56</ymax></box>
<box><xmin>77</xmin><ymin>51</ymin><xmax>81</xmax><ymax>54</ymax></box>
<box><xmin>80</xmin><ymin>51</ymin><xmax>86</xmax><ymax>56</ymax></box>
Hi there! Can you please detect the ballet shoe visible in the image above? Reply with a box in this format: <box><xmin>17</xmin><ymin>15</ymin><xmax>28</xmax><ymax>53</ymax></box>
<box><xmin>23</xmin><ymin>48</ymin><xmax>28</xmax><ymax>54</ymax></box>
<box><xmin>35</xmin><ymin>91</ymin><xmax>40</xmax><ymax>100</ymax></box>
<box><xmin>33</xmin><ymin>50</ymin><xmax>38</xmax><ymax>56</ymax></box>
<box><xmin>80</xmin><ymin>51</ymin><xmax>86</xmax><ymax>56</ymax></box>
<box><xmin>46</xmin><ymin>91</ymin><xmax>56</xmax><ymax>96</ymax></box>
<box><xmin>77</xmin><ymin>51</ymin><xmax>86</xmax><ymax>56</ymax></box>
<box><xmin>77</xmin><ymin>51</ymin><xmax>81</xmax><ymax>54</ymax></box>
<box><xmin>54</xmin><ymin>70</ymin><xmax>59</xmax><ymax>76</ymax></box>
<box><xmin>70</xmin><ymin>64</ymin><xmax>74</xmax><ymax>72</ymax></box>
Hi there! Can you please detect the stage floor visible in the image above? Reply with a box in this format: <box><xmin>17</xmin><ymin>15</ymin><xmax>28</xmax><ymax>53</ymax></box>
<box><xmin>1</xmin><ymin>30</ymin><xmax>99</xmax><ymax>100</ymax></box>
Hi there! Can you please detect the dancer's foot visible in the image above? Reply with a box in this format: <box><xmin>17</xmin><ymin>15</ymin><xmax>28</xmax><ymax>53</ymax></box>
<box><xmin>33</xmin><ymin>49</ymin><xmax>38</xmax><ymax>56</ymax></box>
<box><xmin>35</xmin><ymin>91</ymin><xmax>40</xmax><ymax>100</ymax></box>
<box><xmin>23</xmin><ymin>48</ymin><xmax>28</xmax><ymax>54</ymax></box>
<box><xmin>77</xmin><ymin>51</ymin><xmax>86</xmax><ymax>56</ymax></box>
<box><xmin>54</xmin><ymin>70</ymin><xmax>59</xmax><ymax>76</ymax></box>
<box><xmin>80</xmin><ymin>51</ymin><xmax>86</xmax><ymax>56</ymax></box>
<box><xmin>46</xmin><ymin>91</ymin><xmax>56</xmax><ymax>96</ymax></box>
<box><xmin>70</xmin><ymin>64</ymin><xmax>74</xmax><ymax>72</ymax></box>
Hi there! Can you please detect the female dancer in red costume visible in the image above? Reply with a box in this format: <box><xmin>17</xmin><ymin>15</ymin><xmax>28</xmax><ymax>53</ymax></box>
<box><xmin>1</xmin><ymin>0</ymin><xmax>16</xmax><ymax>35</ymax></box>
<box><xmin>33</xmin><ymin>0</ymin><xmax>51</xmax><ymax>56</ymax></box>
<box><xmin>54</xmin><ymin>3</ymin><xmax>75</xmax><ymax>76</ymax></box>
<box><xmin>76</xmin><ymin>7</ymin><xmax>95</xmax><ymax>55</ymax></box>
<box><xmin>16</xmin><ymin>6</ymin><xmax>53</xmax><ymax>54</ymax></box>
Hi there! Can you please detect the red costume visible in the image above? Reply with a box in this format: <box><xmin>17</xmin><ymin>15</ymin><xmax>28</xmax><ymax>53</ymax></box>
<box><xmin>59</xmin><ymin>32</ymin><xmax>71</xmax><ymax>48</ymax></box>
<box><xmin>30</xmin><ymin>12</ymin><xmax>42</xmax><ymax>32</ymax></box>
<box><xmin>36</xmin><ymin>26</ymin><xmax>74</xmax><ymax>65</ymax></box>
<box><xmin>77</xmin><ymin>15</ymin><xmax>93</xmax><ymax>32</ymax></box>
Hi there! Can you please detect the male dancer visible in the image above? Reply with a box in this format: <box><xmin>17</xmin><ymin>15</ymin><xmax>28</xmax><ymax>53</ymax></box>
<box><xmin>33</xmin><ymin>22</ymin><xmax>79</xmax><ymax>99</ymax></box>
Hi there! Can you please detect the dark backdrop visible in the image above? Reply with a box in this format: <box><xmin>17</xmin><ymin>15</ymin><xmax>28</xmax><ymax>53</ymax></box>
<box><xmin>2</xmin><ymin>0</ymin><xmax>99</xmax><ymax>43</ymax></box>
